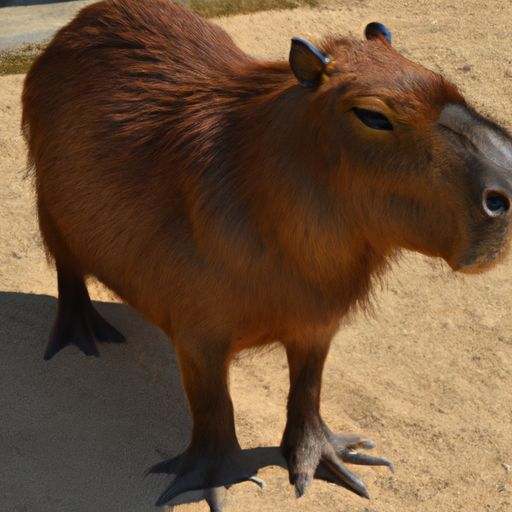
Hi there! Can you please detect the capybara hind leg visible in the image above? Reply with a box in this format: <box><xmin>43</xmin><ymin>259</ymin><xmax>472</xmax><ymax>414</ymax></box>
<box><xmin>44</xmin><ymin>265</ymin><xmax>126</xmax><ymax>360</ymax></box>
<box><xmin>150</xmin><ymin>342</ymin><xmax>264</xmax><ymax>510</ymax></box>
<box><xmin>281</xmin><ymin>340</ymin><xmax>393</xmax><ymax>499</ymax></box>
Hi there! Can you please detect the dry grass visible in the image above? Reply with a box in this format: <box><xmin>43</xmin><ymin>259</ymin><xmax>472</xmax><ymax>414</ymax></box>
<box><xmin>0</xmin><ymin>43</ymin><xmax>44</xmax><ymax>75</ymax></box>
<box><xmin>189</xmin><ymin>0</ymin><xmax>318</xmax><ymax>17</ymax></box>
<box><xmin>0</xmin><ymin>0</ymin><xmax>319</xmax><ymax>75</ymax></box>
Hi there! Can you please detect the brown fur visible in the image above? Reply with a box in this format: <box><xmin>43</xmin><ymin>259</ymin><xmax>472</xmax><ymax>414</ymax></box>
<box><xmin>21</xmin><ymin>0</ymin><xmax>512</xmax><ymax>506</ymax></box>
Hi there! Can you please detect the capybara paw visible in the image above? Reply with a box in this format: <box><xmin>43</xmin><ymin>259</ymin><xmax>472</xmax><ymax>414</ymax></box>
<box><xmin>282</xmin><ymin>425</ymin><xmax>392</xmax><ymax>499</ymax></box>
<box><xmin>149</xmin><ymin>448</ymin><xmax>265</xmax><ymax>510</ymax></box>
<box><xmin>44</xmin><ymin>316</ymin><xmax>99</xmax><ymax>360</ymax></box>
<box><xmin>44</xmin><ymin>306</ymin><xmax>125</xmax><ymax>360</ymax></box>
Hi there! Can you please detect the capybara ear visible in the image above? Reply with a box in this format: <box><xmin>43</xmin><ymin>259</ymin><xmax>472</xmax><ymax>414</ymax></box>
<box><xmin>289</xmin><ymin>37</ymin><xmax>330</xmax><ymax>88</ymax></box>
<box><xmin>364</xmin><ymin>22</ymin><xmax>392</xmax><ymax>45</ymax></box>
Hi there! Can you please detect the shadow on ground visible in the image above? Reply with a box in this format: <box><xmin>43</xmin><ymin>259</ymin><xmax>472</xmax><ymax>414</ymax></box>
<box><xmin>0</xmin><ymin>291</ymin><xmax>191</xmax><ymax>511</ymax></box>
<box><xmin>1</xmin><ymin>292</ymin><xmax>359</xmax><ymax>510</ymax></box>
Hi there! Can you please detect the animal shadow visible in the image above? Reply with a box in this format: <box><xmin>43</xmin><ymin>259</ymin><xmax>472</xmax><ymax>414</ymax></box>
<box><xmin>0</xmin><ymin>291</ymin><xmax>189</xmax><ymax>511</ymax></box>
<box><xmin>0</xmin><ymin>291</ymin><xmax>358</xmax><ymax>511</ymax></box>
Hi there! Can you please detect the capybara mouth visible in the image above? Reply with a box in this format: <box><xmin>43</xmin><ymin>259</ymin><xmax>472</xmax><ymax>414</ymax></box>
<box><xmin>452</xmin><ymin>233</ymin><xmax>511</xmax><ymax>274</ymax></box>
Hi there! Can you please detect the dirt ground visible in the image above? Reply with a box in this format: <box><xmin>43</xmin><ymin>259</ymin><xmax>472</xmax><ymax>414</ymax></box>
<box><xmin>1</xmin><ymin>1</ymin><xmax>511</xmax><ymax>511</ymax></box>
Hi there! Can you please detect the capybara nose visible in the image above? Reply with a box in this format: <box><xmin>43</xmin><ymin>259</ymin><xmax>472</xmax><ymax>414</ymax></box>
<box><xmin>483</xmin><ymin>189</ymin><xmax>511</xmax><ymax>218</ymax></box>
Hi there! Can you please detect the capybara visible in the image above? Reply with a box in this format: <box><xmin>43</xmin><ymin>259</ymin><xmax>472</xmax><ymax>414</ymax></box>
<box><xmin>22</xmin><ymin>0</ymin><xmax>512</xmax><ymax>509</ymax></box>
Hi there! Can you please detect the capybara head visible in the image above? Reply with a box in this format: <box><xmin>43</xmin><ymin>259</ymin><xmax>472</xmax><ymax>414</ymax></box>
<box><xmin>289</xmin><ymin>23</ymin><xmax>512</xmax><ymax>273</ymax></box>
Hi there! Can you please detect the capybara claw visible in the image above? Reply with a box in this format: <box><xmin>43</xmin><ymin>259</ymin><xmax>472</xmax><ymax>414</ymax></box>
<box><xmin>44</xmin><ymin>323</ymin><xmax>99</xmax><ymax>360</ymax></box>
<box><xmin>43</xmin><ymin>276</ymin><xmax>126</xmax><ymax>360</ymax></box>
<box><xmin>327</xmin><ymin>432</ymin><xmax>394</xmax><ymax>471</ymax></box>
<box><xmin>158</xmin><ymin>486</ymin><xmax>227</xmax><ymax>510</ymax></box>
<box><xmin>342</xmin><ymin>450</ymin><xmax>394</xmax><ymax>471</ymax></box>
<box><xmin>322</xmin><ymin>450</ymin><xmax>370</xmax><ymax>498</ymax></box>
<box><xmin>283</xmin><ymin>424</ymin><xmax>391</xmax><ymax>499</ymax></box>
<box><xmin>248</xmin><ymin>476</ymin><xmax>266</xmax><ymax>489</ymax></box>
<box><xmin>158</xmin><ymin>476</ymin><xmax>265</xmax><ymax>511</ymax></box>
<box><xmin>153</xmin><ymin>449</ymin><xmax>262</xmax><ymax>509</ymax></box>
<box><xmin>292</xmin><ymin>472</ymin><xmax>313</xmax><ymax>498</ymax></box>
<box><xmin>147</xmin><ymin>457</ymin><xmax>181</xmax><ymax>475</ymax></box>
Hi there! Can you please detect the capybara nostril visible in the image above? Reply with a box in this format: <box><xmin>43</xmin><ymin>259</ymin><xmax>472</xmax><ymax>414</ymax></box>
<box><xmin>483</xmin><ymin>190</ymin><xmax>510</xmax><ymax>217</ymax></box>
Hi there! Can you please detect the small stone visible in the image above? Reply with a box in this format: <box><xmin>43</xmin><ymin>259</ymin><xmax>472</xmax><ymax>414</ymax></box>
<box><xmin>502</xmin><ymin>463</ymin><xmax>511</xmax><ymax>474</ymax></box>
<box><xmin>460</xmin><ymin>64</ymin><xmax>472</xmax><ymax>72</ymax></box>
<box><xmin>505</xmin><ymin>69</ymin><xmax>512</xmax><ymax>78</ymax></box>
<box><xmin>441</xmin><ymin>319</ymin><xmax>454</xmax><ymax>330</ymax></box>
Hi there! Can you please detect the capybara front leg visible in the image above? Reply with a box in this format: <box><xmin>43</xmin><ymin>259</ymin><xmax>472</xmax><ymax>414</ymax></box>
<box><xmin>281</xmin><ymin>340</ymin><xmax>393</xmax><ymax>499</ymax></box>
<box><xmin>44</xmin><ymin>264</ymin><xmax>125</xmax><ymax>360</ymax></box>
<box><xmin>150</xmin><ymin>342</ymin><xmax>263</xmax><ymax>510</ymax></box>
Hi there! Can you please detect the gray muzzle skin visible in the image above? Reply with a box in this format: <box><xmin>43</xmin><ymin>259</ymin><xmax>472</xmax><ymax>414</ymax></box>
<box><xmin>439</xmin><ymin>104</ymin><xmax>512</xmax><ymax>219</ymax></box>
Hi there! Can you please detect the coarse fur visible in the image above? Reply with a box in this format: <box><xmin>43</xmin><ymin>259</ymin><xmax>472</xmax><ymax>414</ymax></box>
<box><xmin>22</xmin><ymin>0</ymin><xmax>512</xmax><ymax>507</ymax></box>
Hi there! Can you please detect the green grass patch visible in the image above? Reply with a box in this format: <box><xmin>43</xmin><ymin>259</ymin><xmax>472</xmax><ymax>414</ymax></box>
<box><xmin>188</xmin><ymin>0</ymin><xmax>318</xmax><ymax>18</ymax></box>
<box><xmin>0</xmin><ymin>0</ymin><xmax>320</xmax><ymax>75</ymax></box>
<box><xmin>0</xmin><ymin>43</ymin><xmax>44</xmax><ymax>75</ymax></box>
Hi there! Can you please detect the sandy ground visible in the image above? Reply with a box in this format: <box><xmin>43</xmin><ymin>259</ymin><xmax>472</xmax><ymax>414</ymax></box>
<box><xmin>1</xmin><ymin>1</ymin><xmax>512</xmax><ymax>511</ymax></box>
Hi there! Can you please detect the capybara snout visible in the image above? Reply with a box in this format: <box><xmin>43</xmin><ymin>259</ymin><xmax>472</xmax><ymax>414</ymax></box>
<box><xmin>434</xmin><ymin>103</ymin><xmax>512</xmax><ymax>270</ymax></box>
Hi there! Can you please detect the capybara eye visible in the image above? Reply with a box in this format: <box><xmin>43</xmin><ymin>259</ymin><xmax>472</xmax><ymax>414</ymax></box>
<box><xmin>484</xmin><ymin>191</ymin><xmax>510</xmax><ymax>217</ymax></box>
<box><xmin>352</xmin><ymin>107</ymin><xmax>393</xmax><ymax>131</ymax></box>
